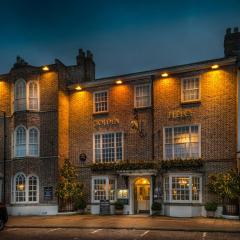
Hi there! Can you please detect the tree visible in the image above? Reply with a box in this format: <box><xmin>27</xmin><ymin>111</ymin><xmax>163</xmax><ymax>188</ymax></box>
<box><xmin>208</xmin><ymin>169</ymin><xmax>240</xmax><ymax>203</ymax></box>
<box><xmin>56</xmin><ymin>159</ymin><xmax>83</xmax><ymax>202</ymax></box>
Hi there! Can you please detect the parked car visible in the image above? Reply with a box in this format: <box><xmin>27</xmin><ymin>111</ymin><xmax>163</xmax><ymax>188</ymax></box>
<box><xmin>0</xmin><ymin>202</ymin><xmax>8</xmax><ymax>231</ymax></box>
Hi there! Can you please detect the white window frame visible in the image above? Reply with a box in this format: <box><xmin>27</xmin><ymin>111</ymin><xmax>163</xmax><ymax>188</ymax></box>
<box><xmin>163</xmin><ymin>124</ymin><xmax>201</xmax><ymax>160</ymax></box>
<box><xmin>27</xmin><ymin>81</ymin><xmax>40</xmax><ymax>111</ymax></box>
<box><xmin>11</xmin><ymin>173</ymin><xmax>39</xmax><ymax>204</ymax></box>
<box><xmin>134</xmin><ymin>83</ymin><xmax>151</xmax><ymax>108</ymax></box>
<box><xmin>163</xmin><ymin>173</ymin><xmax>202</xmax><ymax>204</ymax></box>
<box><xmin>14</xmin><ymin>79</ymin><xmax>40</xmax><ymax>112</ymax></box>
<box><xmin>93</xmin><ymin>132</ymin><xmax>124</xmax><ymax>163</ymax></box>
<box><xmin>181</xmin><ymin>76</ymin><xmax>201</xmax><ymax>103</ymax></box>
<box><xmin>91</xmin><ymin>176</ymin><xmax>117</xmax><ymax>203</ymax></box>
<box><xmin>28</xmin><ymin>127</ymin><xmax>40</xmax><ymax>157</ymax></box>
<box><xmin>14</xmin><ymin>79</ymin><xmax>27</xmax><ymax>112</ymax></box>
<box><xmin>93</xmin><ymin>90</ymin><xmax>109</xmax><ymax>114</ymax></box>
<box><xmin>13</xmin><ymin>125</ymin><xmax>40</xmax><ymax>158</ymax></box>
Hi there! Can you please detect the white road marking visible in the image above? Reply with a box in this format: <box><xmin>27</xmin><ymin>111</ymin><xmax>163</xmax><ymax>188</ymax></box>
<box><xmin>47</xmin><ymin>228</ymin><xmax>62</xmax><ymax>233</ymax></box>
<box><xmin>6</xmin><ymin>228</ymin><xmax>17</xmax><ymax>232</ymax></box>
<box><xmin>202</xmin><ymin>232</ymin><xmax>207</xmax><ymax>240</ymax></box>
<box><xmin>91</xmin><ymin>229</ymin><xmax>103</xmax><ymax>234</ymax></box>
<box><xmin>140</xmin><ymin>230</ymin><xmax>149</xmax><ymax>237</ymax></box>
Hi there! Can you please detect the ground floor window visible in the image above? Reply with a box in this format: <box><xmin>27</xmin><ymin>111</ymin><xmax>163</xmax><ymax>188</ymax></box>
<box><xmin>163</xmin><ymin>174</ymin><xmax>202</xmax><ymax>203</ymax></box>
<box><xmin>12</xmin><ymin>173</ymin><xmax>39</xmax><ymax>204</ymax></box>
<box><xmin>92</xmin><ymin>176</ymin><xmax>116</xmax><ymax>202</ymax></box>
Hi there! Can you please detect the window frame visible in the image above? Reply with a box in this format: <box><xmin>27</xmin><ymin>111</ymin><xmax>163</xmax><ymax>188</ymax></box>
<box><xmin>163</xmin><ymin>124</ymin><xmax>201</xmax><ymax>160</ymax></box>
<box><xmin>27</xmin><ymin>81</ymin><xmax>40</xmax><ymax>111</ymax></box>
<box><xmin>14</xmin><ymin>79</ymin><xmax>27</xmax><ymax>112</ymax></box>
<box><xmin>13</xmin><ymin>125</ymin><xmax>40</xmax><ymax>158</ymax></box>
<box><xmin>93</xmin><ymin>131</ymin><xmax>124</xmax><ymax>163</ymax></box>
<box><xmin>12</xmin><ymin>173</ymin><xmax>39</xmax><ymax>204</ymax></box>
<box><xmin>93</xmin><ymin>90</ymin><xmax>109</xmax><ymax>114</ymax></box>
<box><xmin>163</xmin><ymin>173</ymin><xmax>202</xmax><ymax>204</ymax></box>
<box><xmin>181</xmin><ymin>76</ymin><xmax>201</xmax><ymax>103</ymax></box>
<box><xmin>91</xmin><ymin>176</ymin><xmax>117</xmax><ymax>203</ymax></box>
<box><xmin>134</xmin><ymin>83</ymin><xmax>151</xmax><ymax>108</ymax></box>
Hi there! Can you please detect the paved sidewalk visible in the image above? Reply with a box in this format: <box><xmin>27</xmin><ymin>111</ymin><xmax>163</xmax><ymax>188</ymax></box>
<box><xmin>5</xmin><ymin>215</ymin><xmax>240</xmax><ymax>233</ymax></box>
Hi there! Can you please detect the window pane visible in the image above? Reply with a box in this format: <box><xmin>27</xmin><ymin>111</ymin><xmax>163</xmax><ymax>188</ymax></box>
<box><xmin>28</xmin><ymin>176</ymin><xmax>38</xmax><ymax>202</ymax></box>
<box><xmin>14</xmin><ymin>80</ymin><xmax>26</xmax><ymax>111</ymax></box>
<box><xmin>182</xmin><ymin>77</ymin><xmax>200</xmax><ymax>102</ymax></box>
<box><xmin>108</xmin><ymin>179</ymin><xmax>116</xmax><ymax>201</ymax></box>
<box><xmin>192</xmin><ymin>177</ymin><xmax>200</xmax><ymax>201</ymax></box>
<box><xmin>93</xmin><ymin>179</ymin><xmax>106</xmax><ymax>201</ymax></box>
<box><xmin>15</xmin><ymin>127</ymin><xmax>26</xmax><ymax>157</ymax></box>
<box><xmin>94</xmin><ymin>91</ymin><xmax>108</xmax><ymax>113</ymax></box>
<box><xmin>135</xmin><ymin>84</ymin><xmax>151</xmax><ymax>108</ymax></box>
<box><xmin>15</xmin><ymin>174</ymin><xmax>26</xmax><ymax>202</ymax></box>
<box><xmin>172</xmin><ymin>177</ymin><xmax>190</xmax><ymax>201</ymax></box>
<box><xmin>29</xmin><ymin>82</ymin><xmax>38</xmax><ymax>110</ymax></box>
<box><xmin>29</xmin><ymin>128</ymin><xmax>39</xmax><ymax>156</ymax></box>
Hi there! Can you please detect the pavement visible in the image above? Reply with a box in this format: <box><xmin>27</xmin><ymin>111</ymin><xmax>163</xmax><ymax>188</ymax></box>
<box><xmin>5</xmin><ymin>215</ymin><xmax>240</xmax><ymax>233</ymax></box>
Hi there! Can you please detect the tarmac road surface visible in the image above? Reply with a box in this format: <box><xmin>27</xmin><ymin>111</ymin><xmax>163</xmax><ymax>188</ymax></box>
<box><xmin>1</xmin><ymin>227</ymin><xmax>240</xmax><ymax>240</ymax></box>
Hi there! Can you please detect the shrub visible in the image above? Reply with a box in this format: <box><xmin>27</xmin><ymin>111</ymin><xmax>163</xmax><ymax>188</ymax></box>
<box><xmin>75</xmin><ymin>198</ymin><xmax>87</xmax><ymax>210</ymax></box>
<box><xmin>204</xmin><ymin>202</ymin><xmax>218</xmax><ymax>212</ymax></box>
<box><xmin>114</xmin><ymin>200</ymin><xmax>124</xmax><ymax>210</ymax></box>
<box><xmin>151</xmin><ymin>202</ymin><xmax>162</xmax><ymax>211</ymax></box>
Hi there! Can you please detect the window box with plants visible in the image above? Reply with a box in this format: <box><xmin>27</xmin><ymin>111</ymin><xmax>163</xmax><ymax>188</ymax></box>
<box><xmin>204</xmin><ymin>202</ymin><xmax>218</xmax><ymax>218</ymax></box>
<box><xmin>151</xmin><ymin>202</ymin><xmax>162</xmax><ymax>216</ymax></box>
<box><xmin>114</xmin><ymin>200</ymin><xmax>124</xmax><ymax>215</ymax></box>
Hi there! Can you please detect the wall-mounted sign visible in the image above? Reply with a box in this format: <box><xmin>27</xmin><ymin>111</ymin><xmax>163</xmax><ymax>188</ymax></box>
<box><xmin>94</xmin><ymin>118</ymin><xmax>120</xmax><ymax>128</ymax></box>
<box><xmin>44</xmin><ymin>187</ymin><xmax>53</xmax><ymax>201</ymax></box>
<box><xmin>79</xmin><ymin>153</ymin><xmax>87</xmax><ymax>162</ymax></box>
<box><xmin>168</xmin><ymin>110</ymin><xmax>192</xmax><ymax>120</ymax></box>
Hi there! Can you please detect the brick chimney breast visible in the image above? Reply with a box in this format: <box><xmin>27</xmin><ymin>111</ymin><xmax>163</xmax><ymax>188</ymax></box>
<box><xmin>224</xmin><ymin>27</ymin><xmax>240</xmax><ymax>59</ymax></box>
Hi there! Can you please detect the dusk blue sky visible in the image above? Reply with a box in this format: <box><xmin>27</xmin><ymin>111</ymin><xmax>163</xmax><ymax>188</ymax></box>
<box><xmin>0</xmin><ymin>0</ymin><xmax>240</xmax><ymax>78</ymax></box>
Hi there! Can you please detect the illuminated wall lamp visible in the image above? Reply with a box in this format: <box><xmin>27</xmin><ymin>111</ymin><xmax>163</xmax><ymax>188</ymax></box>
<box><xmin>211</xmin><ymin>64</ymin><xmax>219</xmax><ymax>69</ymax></box>
<box><xmin>116</xmin><ymin>80</ymin><xmax>123</xmax><ymax>84</ymax></box>
<box><xmin>161</xmin><ymin>72</ymin><xmax>168</xmax><ymax>77</ymax></box>
<box><xmin>75</xmin><ymin>85</ymin><xmax>82</xmax><ymax>91</ymax></box>
<box><xmin>42</xmin><ymin>66</ymin><xmax>49</xmax><ymax>71</ymax></box>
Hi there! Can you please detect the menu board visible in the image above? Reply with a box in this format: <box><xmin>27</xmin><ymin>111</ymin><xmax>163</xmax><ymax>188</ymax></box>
<box><xmin>99</xmin><ymin>199</ymin><xmax>110</xmax><ymax>215</ymax></box>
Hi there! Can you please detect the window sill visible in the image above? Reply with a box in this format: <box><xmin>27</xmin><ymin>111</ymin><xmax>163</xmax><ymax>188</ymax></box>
<box><xmin>181</xmin><ymin>100</ymin><xmax>201</xmax><ymax>105</ymax></box>
<box><xmin>134</xmin><ymin>106</ymin><xmax>152</xmax><ymax>111</ymax></box>
<box><xmin>93</xmin><ymin>111</ymin><xmax>109</xmax><ymax>116</ymax></box>
<box><xmin>12</xmin><ymin>156</ymin><xmax>40</xmax><ymax>160</ymax></box>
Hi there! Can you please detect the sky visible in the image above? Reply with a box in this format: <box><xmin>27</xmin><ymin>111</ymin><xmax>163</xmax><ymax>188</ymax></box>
<box><xmin>0</xmin><ymin>0</ymin><xmax>239</xmax><ymax>78</ymax></box>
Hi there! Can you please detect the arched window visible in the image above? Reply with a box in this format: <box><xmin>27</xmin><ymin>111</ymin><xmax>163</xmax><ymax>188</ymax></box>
<box><xmin>28</xmin><ymin>175</ymin><xmax>38</xmax><ymax>202</ymax></box>
<box><xmin>13</xmin><ymin>173</ymin><xmax>39</xmax><ymax>203</ymax></box>
<box><xmin>28</xmin><ymin>128</ymin><xmax>39</xmax><ymax>156</ymax></box>
<box><xmin>15</xmin><ymin>173</ymin><xmax>26</xmax><ymax>203</ymax></box>
<box><xmin>28</xmin><ymin>81</ymin><xmax>39</xmax><ymax>110</ymax></box>
<box><xmin>15</xmin><ymin>126</ymin><xmax>26</xmax><ymax>157</ymax></box>
<box><xmin>14</xmin><ymin>79</ymin><xmax>26</xmax><ymax>111</ymax></box>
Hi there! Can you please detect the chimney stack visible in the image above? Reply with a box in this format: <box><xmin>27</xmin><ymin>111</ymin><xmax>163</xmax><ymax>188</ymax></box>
<box><xmin>224</xmin><ymin>27</ymin><xmax>240</xmax><ymax>59</ymax></box>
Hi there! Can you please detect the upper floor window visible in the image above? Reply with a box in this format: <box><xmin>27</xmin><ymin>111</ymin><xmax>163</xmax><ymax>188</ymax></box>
<box><xmin>14</xmin><ymin>79</ymin><xmax>26</xmax><ymax>111</ymax></box>
<box><xmin>134</xmin><ymin>84</ymin><xmax>151</xmax><ymax>108</ymax></box>
<box><xmin>181</xmin><ymin>77</ymin><xmax>200</xmax><ymax>103</ymax></box>
<box><xmin>93</xmin><ymin>91</ymin><xmax>108</xmax><ymax>113</ymax></box>
<box><xmin>13</xmin><ymin>173</ymin><xmax>39</xmax><ymax>203</ymax></box>
<box><xmin>14</xmin><ymin>79</ymin><xmax>39</xmax><ymax>112</ymax></box>
<box><xmin>14</xmin><ymin>126</ymin><xmax>39</xmax><ymax>158</ymax></box>
<box><xmin>164</xmin><ymin>125</ymin><xmax>200</xmax><ymax>160</ymax></box>
<box><xmin>94</xmin><ymin>132</ymin><xmax>123</xmax><ymax>163</ymax></box>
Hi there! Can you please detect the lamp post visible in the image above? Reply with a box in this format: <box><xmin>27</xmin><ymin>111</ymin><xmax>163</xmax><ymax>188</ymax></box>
<box><xmin>0</xmin><ymin>110</ymin><xmax>6</xmax><ymax>204</ymax></box>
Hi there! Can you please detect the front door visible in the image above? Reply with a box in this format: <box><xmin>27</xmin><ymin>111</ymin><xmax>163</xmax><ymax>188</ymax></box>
<box><xmin>134</xmin><ymin>178</ymin><xmax>150</xmax><ymax>214</ymax></box>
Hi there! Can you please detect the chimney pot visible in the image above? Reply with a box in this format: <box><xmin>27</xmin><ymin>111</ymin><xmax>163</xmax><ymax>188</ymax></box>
<box><xmin>234</xmin><ymin>27</ymin><xmax>239</xmax><ymax>33</ymax></box>
<box><xmin>226</xmin><ymin>28</ymin><xmax>231</xmax><ymax>34</ymax></box>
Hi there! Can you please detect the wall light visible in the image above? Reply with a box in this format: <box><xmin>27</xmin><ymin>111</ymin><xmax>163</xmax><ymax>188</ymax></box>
<box><xmin>42</xmin><ymin>66</ymin><xmax>49</xmax><ymax>71</ymax></box>
<box><xmin>75</xmin><ymin>85</ymin><xmax>82</xmax><ymax>91</ymax></box>
<box><xmin>161</xmin><ymin>72</ymin><xmax>168</xmax><ymax>77</ymax></box>
<box><xmin>211</xmin><ymin>64</ymin><xmax>219</xmax><ymax>69</ymax></box>
<box><xmin>116</xmin><ymin>80</ymin><xmax>123</xmax><ymax>84</ymax></box>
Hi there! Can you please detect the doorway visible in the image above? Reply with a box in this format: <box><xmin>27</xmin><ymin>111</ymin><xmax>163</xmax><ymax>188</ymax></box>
<box><xmin>134</xmin><ymin>178</ymin><xmax>150</xmax><ymax>214</ymax></box>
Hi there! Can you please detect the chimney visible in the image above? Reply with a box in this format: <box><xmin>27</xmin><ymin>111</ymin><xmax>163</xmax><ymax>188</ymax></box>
<box><xmin>224</xmin><ymin>27</ymin><xmax>240</xmax><ymax>58</ymax></box>
<box><xmin>76</xmin><ymin>49</ymin><xmax>85</xmax><ymax>65</ymax></box>
<box><xmin>85</xmin><ymin>50</ymin><xmax>95</xmax><ymax>82</ymax></box>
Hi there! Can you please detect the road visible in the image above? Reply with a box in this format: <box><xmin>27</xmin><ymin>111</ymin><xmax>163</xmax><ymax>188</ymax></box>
<box><xmin>1</xmin><ymin>228</ymin><xmax>240</xmax><ymax>240</ymax></box>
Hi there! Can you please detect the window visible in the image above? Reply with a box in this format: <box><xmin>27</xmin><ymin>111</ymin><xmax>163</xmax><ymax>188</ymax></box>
<box><xmin>94</xmin><ymin>132</ymin><xmax>123</xmax><ymax>163</ymax></box>
<box><xmin>28</xmin><ymin>128</ymin><xmax>39</xmax><ymax>156</ymax></box>
<box><xmin>14</xmin><ymin>79</ymin><xmax>39</xmax><ymax>112</ymax></box>
<box><xmin>134</xmin><ymin>84</ymin><xmax>151</xmax><ymax>108</ymax></box>
<box><xmin>13</xmin><ymin>173</ymin><xmax>39</xmax><ymax>203</ymax></box>
<box><xmin>14</xmin><ymin>126</ymin><xmax>40</xmax><ymax>158</ymax></box>
<box><xmin>93</xmin><ymin>91</ymin><xmax>108</xmax><ymax>113</ymax></box>
<box><xmin>28</xmin><ymin>81</ymin><xmax>39</xmax><ymax>110</ymax></box>
<box><xmin>181</xmin><ymin>77</ymin><xmax>200</xmax><ymax>102</ymax></box>
<box><xmin>15</xmin><ymin>126</ymin><xmax>26</xmax><ymax>157</ymax></box>
<box><xmin>164</xmin><ymin>125</ymin><xmax>200</xmax><ymax>159</ymax></box>
<box><xmin>92</xmin><ymin>177</ymin><xmax>116</xmax><ymax>202</ymax></box>
<box><xmin>164</xmin><ymin>175</ymin><xmax>202</xmax><ymax>203</ymax></box>
<box><xmin>14</xmin><ymin>79</ymin><xmax>26</xmax><ymax>111</ymax></box>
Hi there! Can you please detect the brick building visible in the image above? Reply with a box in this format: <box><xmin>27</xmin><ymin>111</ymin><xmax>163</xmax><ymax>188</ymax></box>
<box><xmin>0</xmin><ymin>27</ymin><xmax>240</xmax><ymax>217</ymax></box>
